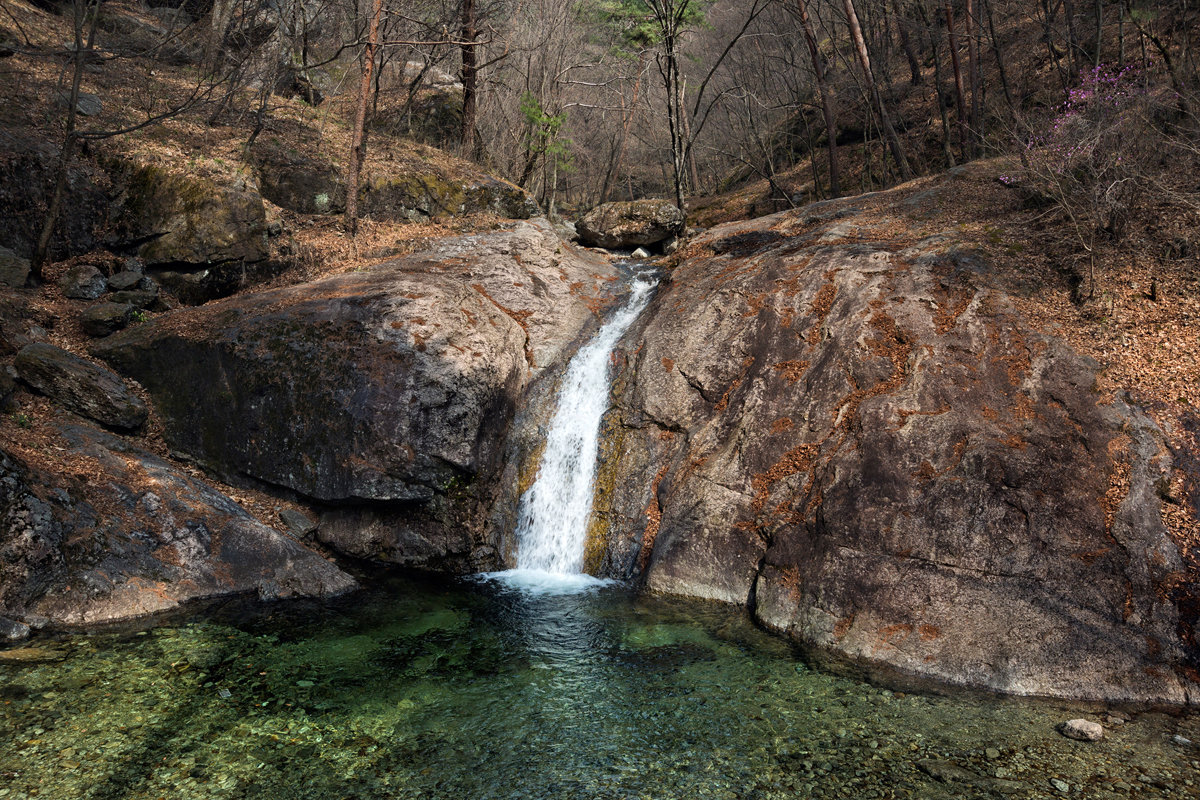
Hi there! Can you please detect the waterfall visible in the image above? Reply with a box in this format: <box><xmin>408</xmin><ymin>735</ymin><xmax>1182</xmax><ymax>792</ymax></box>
<box><xmin>483</xmin><ymin>270</ymin><xmax>657</xmax><ymax>594</ymax></box>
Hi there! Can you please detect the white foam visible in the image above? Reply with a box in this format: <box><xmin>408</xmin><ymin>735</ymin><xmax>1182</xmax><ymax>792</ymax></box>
<box><xmin>475</xmin><ymin>569</ymin><xmax>619</xmax><ymax>596</ymax></box>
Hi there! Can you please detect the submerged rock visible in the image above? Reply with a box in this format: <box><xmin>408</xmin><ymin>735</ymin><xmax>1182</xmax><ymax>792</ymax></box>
<box><xmin>0</xmin><ymin>423</ymin><xmax>356</xmax><ymax>626</ymax></box>
<box><xmin>1060</xmin><ymin>719</ymin><xmax>1104</xmax><ymax>741</ymax></box>
<box><xmin>592</xmin><ymin>181</ymin><xmax>1199</xmax><ymax>704</ymax></box>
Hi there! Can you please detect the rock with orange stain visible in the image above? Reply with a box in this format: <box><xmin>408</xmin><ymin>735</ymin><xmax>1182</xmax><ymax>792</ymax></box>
<box><xmin>592</xmin><ymin>180</ymin><xmax>1199</xmax><ymax>705</ymax></box>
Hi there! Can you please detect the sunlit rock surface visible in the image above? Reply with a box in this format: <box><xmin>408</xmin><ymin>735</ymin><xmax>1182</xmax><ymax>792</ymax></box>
<box><xmin>594</xmin><ymin>191</ymin><xmax>1198</xmax><ymax>704</ymax></box>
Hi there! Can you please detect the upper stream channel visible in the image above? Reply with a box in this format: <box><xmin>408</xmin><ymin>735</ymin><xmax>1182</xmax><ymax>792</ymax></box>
<box><xmin>2</xmin><ymin>266</ymin><xmax>1199</xmax><ymax>800</ymax></box>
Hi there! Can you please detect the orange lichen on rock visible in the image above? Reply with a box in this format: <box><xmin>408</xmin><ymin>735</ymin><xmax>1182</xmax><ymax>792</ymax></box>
<box><xmin>772</xmin><ymin>360</ymin><xmax>810</xmax><ymax>383</ymax></box>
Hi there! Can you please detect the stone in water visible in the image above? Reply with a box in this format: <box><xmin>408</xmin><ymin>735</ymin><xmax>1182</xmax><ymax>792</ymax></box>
<box><xmin>1060</xmin><ymin>719</ymin><xmax>1104</xmax><ymax>741</ymax></box>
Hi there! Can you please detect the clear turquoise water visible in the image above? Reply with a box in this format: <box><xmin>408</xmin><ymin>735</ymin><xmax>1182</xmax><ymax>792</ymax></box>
<box><xmin>1</xmin><ymin>575</ymin><xmax>1197</xmax><ymax>799</ymax></box>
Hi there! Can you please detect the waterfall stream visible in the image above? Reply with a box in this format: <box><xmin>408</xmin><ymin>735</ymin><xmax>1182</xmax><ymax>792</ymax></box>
<box><xmin>484</xmin><ymin>269</ymin><xmax>658</xmax><ymax>593</ymax></box>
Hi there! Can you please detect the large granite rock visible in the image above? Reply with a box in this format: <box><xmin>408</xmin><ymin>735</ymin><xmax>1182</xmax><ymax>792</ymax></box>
<box><xmin>0</xmin><ymin>423</ymin><xmax>355</xmax><ymax>626</ymax></box>
<box><xmin>576</xmin><ymin>199</ymin><xmax>684</xmax><ymax>250</ymax></box>
<box><xmin>116</xmin><ymin>163</ymin><xmax>268</xmax><ymax>266</ymax></box>
<box><xmin>93</xmin><ymin>220</ymin><xmax>621</xmax><ymax>568</ymax></box>
<box><xmin>589</xmin><ymin>195</ymin><xmax>1199</xmax><ymax>704</ymax></box>
<box><xmin>15</xmin><ymin>343</ymin><xmax>147</xmax><ymax>430</ymax></box>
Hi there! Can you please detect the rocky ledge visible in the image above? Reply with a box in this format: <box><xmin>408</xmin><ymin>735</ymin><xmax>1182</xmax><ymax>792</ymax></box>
<box><xmin>588</xmin><ymin>193</ymin><xmax>1199</xmax><ymax>705</ymax></box>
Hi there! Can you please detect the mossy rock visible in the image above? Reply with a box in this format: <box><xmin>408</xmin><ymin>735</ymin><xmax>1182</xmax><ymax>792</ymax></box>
<box><xmin>116</xmin><ymin>162</ymin><xmax>268</xmax><ymax>265</ymax></box>
<box><xmin>251</xmin><ymin>143</ymin><xmax>345</xmax><ymax>215</ymax></box>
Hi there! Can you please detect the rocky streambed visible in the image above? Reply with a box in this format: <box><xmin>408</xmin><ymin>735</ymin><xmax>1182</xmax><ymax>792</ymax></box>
<box><xmin>2</xmin><ymin>176</ymin><xmax>1198</xmax><ymax>709</ymax></box>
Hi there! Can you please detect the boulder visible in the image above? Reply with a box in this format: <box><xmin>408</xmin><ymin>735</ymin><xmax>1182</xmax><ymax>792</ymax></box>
<box><xmin>107</xmin><ymin>270</ymin><xmax>145</xmax><ymax>291</ymax></box>
<box><xmin>1060</xmin><ymin>719</ymin><xmax>1105</xmax><ymax>741</ymax></box>
<box><xmin>361</xmin><ymin>172</ymin><xmax>538</xmax><ymax>222</ymax></box>
<box><xmin>576</xmin><ymin>199</ymin><xmax>684</xmax><ymax>250</ymax></box>
<box><xmin>252</xmin><ymin>143</ymin><xmax>344</xmax><ymax>214</ymax></box>
<box><xmin>109</xmin><ymin>287</ymin><xmax>160</xmax><ymax>310</ymax></box>
<box><xmin>92</xmin><ymin>220</ymin><xmax>621</xmax><ymax>566</ymax></box>
<box><xmin>15</xmin><ymin>343</ymin><xmax>147</xmax><ymax>430</ymax></box>
<box><xmin>589</xmin><ymin>190</ymin><xmax>1199</xmax><ymax>704</ymax></box>
<box><xmin>0</xmin><ymin>141</ymin><xmax>110</xmax><ymax>262</ymax></box>
<box><xmin>0</xmin><ymin>423</ymin><xmax>356</xmax><ymax>626</ymax></box>
<box><xmin>58</xmin><ymin>263</ymin><xmax>107</xmax><ymax>299</ymax></box>
<box><xmin>79</xmin><ymin>302</ymin><xmax>134</xmax><ymax>337</ymax></box>
<box><xmin>0</xmin><ymin>246</ymin><xmax>30</xmax><ymax>287</ymax></box>
<box><xmin>117</xmin><ymin>163</ymin><xmax>268</xmax><ymax>266</ymax></box>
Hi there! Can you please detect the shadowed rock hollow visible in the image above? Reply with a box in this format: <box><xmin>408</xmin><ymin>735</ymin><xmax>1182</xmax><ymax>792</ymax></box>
<box><xmin>588</xmin><ymin>197</ymin><xmax>1198</xmax><ymax>704</ymax></box>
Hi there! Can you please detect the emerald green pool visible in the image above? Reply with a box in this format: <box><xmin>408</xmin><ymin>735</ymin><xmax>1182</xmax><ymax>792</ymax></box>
<box><xmin>2</xmin><ymin>575</ymin><xmax>1197</xmax><ymax>799</ymax></box>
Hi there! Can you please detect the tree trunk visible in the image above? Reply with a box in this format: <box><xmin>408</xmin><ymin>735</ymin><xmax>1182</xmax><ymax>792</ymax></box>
<box><xmin>343</xmin><ymin>0</ymin><xmax>384</xmax><ymax>237</ymax></box>
<box><xmin>919</xmin><ymin>0</ymin><xmax>956</xmax><ymax>167</ymax></box>
<box><xmin>604</xmin><ymin>51</ymin><xmax>647</xmax><ymax>203</ymax></box>
<box><xmin>945</xmin><ymin>2</ymin><xmax>970</xmax><ymax>162</ymax></box>
<box><xmin>965</xmin><ymin>0</ymin><xmax>981</xmax><ymax>151</ymax></box>
<box><xmin>894</xmin><ymin>0</ymin><xmax>923</xmax><ymax>86</ymax></box>
<box><xmin>31</xmin><ymin>0</ymin><xmax>98</xmax><ymax>281</ymax></box>
<box><xmin>460</xmin><ymin>0</ymin><xmax>479</xmax><ymax>158</ymax></box>
<box><xmin>843</xmin><ymin>0</ymin><xmax>912</xmax><ymax>181</ymax></box>
<box><xmin>794</xmin><ymin>0</ymin><xmax>841</xmax><ymax>196</ymax></box>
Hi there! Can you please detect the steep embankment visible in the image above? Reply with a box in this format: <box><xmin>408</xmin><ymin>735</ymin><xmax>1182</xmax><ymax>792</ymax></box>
<box><xmin>591</xmin><ymin>171</ymin><xmax>1200</xmax><ymax>704</ymax></box>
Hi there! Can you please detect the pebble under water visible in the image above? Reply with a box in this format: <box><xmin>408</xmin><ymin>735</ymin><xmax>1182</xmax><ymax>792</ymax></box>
<box><xmin>2</xmin><ymin>576</ymin><xmax>1199</xmax><ymax>800</ymax></box>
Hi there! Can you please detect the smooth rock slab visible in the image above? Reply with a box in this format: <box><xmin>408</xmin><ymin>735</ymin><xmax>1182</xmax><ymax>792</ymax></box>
<box><xmin>15</xmin><ymin>343</ymin><xmax>147</xmax><ymax>430</ymax></box>
<box><xmin>1060</xmin><ymin>719</ymin><xmax>1105</xmax><ymax>741</ymax></box>
<box><xmin>591</xmin><ymin>175</ymin><xmax>1199</xmax><ymax>705</ymax></box>
<box><xmin>0</xmin><ymin>423</ymin><xmax>356</xmax><ymax>626</ymax></box>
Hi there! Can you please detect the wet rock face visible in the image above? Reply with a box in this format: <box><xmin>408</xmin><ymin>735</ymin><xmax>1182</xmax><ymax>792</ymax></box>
<box><xmin>597</xmin><ymin>205</ymin><xmax>1197</xmax><ymax>704</ymax></box>
<box><xmin>93</xmin><ymin>221</ymin><xmax>620</xmax><ymax>568</ymax></box>
<box><xmin>576</xmin><ymin>200</ymin><xmax>684</xmax><ymax>250</ymax></box>
<box><xmin>0</xmin><ymin>423</ymin><xmax>355</xmax><ymax>627</ymax></box>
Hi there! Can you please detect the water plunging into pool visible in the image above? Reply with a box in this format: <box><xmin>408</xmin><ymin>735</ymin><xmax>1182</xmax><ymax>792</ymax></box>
<box><xmin>485</xmin><ymin>270</ymin><xmax>658</xmax><ymax>594</ymax></box>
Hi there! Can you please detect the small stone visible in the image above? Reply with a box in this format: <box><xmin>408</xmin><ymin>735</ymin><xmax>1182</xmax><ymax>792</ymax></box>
<box><xmin>631</xmin><ymin>247</ymin><xmax>651</xmax><ymax>259</ymax></box>
<box><xmin>57</xmin><ymin>91</ymin><xmax>102</xmax><ymax>116</ymax></box>
<box><xmin>1173</xmin><ymin>734</ymin><xmax>1193</xmax><ymax>747</ymax></box>
<box><xmin>217</xmin><ymin>688</ymin><xmax>232</xmax><ymax>699</ymax></box>
<box><xmin>1103</xmin><ymin>714</ymin><xmax>1126</xmax><ymax>726</ymax></box>
<box><xmin>107</xmin><ymin>270</ymin><xmax>144</xmax><ymax>291</ymax></box>
<box><xmin>109</xmin><ymin>288</ymin><xmax>160</xmax><ymax>310</ymax></box>
<box><xmin>1060</xmin><ymin>718</ymin><xmax>1104</xmax><ymax>741</ymax></box>
<box><xmin>985</xmin><ymin>748</ymin><xmax>1001</xmax><ymax>760</ymax></box>
<box><xmin>58</xmin><ymin>264</ymin><xmax>107</xmax><ymax>300</ymax></box>
<box><xmin>0</xmin><ymin>617</ymin><xmax>31</xmax><ymax>641</ymax></box>
<box><xmin>80</xmin><ymin>302</ymin><xmax>134</xmax><ymax>337</ymax></box>
<box><xmin>1049</xmin><ymin>778</ymin><xmax>1070</xmax><ymax>793</ymax></box>
<box><xmin>279</xmin><ymin>508</ymin><xmax>317</xmax><ymax>539</ymax></box>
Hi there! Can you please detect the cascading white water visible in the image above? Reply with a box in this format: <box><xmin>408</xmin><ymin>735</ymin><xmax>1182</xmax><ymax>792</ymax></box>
<box><xmin>483</xmin><ymin>271</ymin><xmax>657</xmax><ymax>594</ymax></box>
